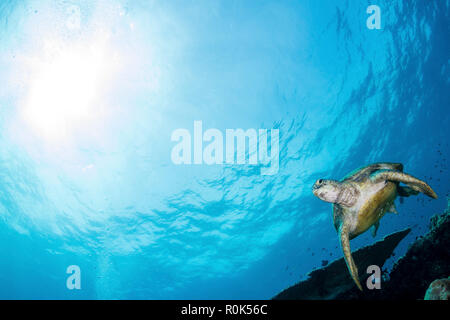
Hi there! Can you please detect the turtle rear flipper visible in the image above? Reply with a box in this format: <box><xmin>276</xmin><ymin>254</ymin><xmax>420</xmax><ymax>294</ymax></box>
<box><xmin>340</xmin><ymin>224</ymin><xmax>363</xmax><ymax>291</ymax></box>
<box><xmin>371</xmin><ymin>171</ymin><xmax>437</xmax><ymax>199</ymax></box>
<box><xmin>371</xmin><ymin>221</ymin><xmax>380</xmax><ymax>237</ymax></box>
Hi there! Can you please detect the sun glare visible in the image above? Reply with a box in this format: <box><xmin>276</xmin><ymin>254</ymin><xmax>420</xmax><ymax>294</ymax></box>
<box><xmin>23</xmin><ymin>43</ymin><xmax>111</xmax><ymax>140</ymax></box>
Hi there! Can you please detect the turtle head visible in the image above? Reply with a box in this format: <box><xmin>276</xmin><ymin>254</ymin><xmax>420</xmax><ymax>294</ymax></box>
<box><xmin>312</xmin><ymin>179</ymin><xmax>341</xmax><ymax>203</ymax></box>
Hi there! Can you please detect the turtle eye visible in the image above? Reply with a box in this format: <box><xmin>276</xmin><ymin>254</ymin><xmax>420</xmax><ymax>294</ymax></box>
<box><xmin>318</xmin><ymin>179</ymin><xmax>323</xmax><ymax>184</ymax></box>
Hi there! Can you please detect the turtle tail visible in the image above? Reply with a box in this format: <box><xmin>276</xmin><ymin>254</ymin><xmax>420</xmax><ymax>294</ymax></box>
<box><xmin>372</xmin><ymin>171</ymin><xmax>437</xmax><ymax>199</ymax></box>
<box><xmin>340</xmin><ymin>224</ymin><xmax>363</xmax><ymax>291</ymax></box>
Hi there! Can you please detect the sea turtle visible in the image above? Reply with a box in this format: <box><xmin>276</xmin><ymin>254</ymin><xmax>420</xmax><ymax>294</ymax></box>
<box><xmin>312</xmin><ymin>162</ymin><xmax>437</xmax><ymax>291</ymax></box>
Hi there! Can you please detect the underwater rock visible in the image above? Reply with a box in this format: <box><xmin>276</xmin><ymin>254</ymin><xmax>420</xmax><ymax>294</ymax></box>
<box><xmin>369</xmin><ymin>200</ymin><xmax>450</xmax><ymax>300</ymax></box>
<box><xmin>273</xmin><ymin>199</ymin><xmax>450</xmax><ymax>300</ymax></box>
<box><xmin>273</xmin><ymin>228</ymin><xmax>411</xmax><ymax>300</ymax></box>
<box><xmin>424</xmin><ymin>277</ymin><xmax>450</xmax><ymax>300</ymax></box>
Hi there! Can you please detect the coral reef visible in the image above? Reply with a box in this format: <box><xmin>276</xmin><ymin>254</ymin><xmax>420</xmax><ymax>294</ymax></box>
<box><xmin>273</xmin><ymin>229</ymin><xmax>411</xmax><ymax>300</ymax></box>
<box><xmin>424</xmin><ymin>277</ymin><xmax>450</xmax><ymax>300</ymax></box>
<box><xmin>273</xmin><ymin>199</ymin><xmax>450</xmax><ymax>300</ymax></box>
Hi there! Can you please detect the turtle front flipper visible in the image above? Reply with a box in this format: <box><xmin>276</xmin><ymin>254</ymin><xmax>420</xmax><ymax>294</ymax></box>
<box><xmin>397</xmin><ymin>186</ymin><xmax>419</xmax><ymax>197</ymax></box>
<box><xmin>371</xmin><ymin>171</ymin><xmax>438</xmax><ymax>199</ymax></box>
<box><xmin>340</xmin><ymin>224</ymin><xmax>363</xmax><ymax>291</ymax></box>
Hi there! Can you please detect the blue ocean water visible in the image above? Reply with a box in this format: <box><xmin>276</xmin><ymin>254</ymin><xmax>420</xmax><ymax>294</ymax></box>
<box><xmin>0</xmin><ymin>0</ymin><xmax>448</xmax><ymax>299</ymax></box>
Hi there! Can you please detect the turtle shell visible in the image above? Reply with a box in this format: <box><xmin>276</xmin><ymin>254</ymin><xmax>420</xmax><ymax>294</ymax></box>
<box><xmin>341</xmin><ymin>162</ymin><xmax>403</xmax><ymax>183</ymax></box>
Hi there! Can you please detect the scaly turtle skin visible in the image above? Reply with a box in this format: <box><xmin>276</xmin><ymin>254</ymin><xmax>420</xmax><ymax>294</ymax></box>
<box><xmin>312</xmin><ymin>163</ymin><xmax>437</xmax><ymax>291</ymax></box>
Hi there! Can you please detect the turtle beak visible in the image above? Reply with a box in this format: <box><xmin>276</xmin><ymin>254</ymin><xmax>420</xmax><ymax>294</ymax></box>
<box><xmin>312</xmin><ymin>183</ymin><xmax>320</xmax><ymax>196</ymax></box>
<box><xmin>312</xmin><ymin>179</ymin><xmax>329</xmax><ymax>200</ymax></box>
<box><xmin>312</xmin><ymin>189</ymin><xmax>319</xmax><ymax>197</ymax></box>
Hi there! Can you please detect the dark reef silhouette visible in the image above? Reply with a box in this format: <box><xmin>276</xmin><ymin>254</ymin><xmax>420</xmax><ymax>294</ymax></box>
<box><xmin>274</xmin><ymin>199</ymin><xmax>450</xmax><ymax>300</ymax></box>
